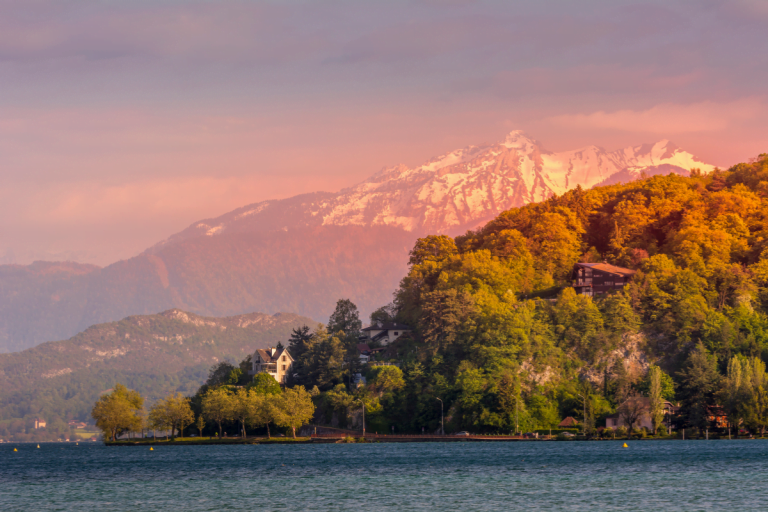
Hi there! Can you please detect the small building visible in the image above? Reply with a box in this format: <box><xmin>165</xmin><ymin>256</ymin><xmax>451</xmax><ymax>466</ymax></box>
<box><xmin>558</xmin><ymin>416</ymin><xmax>579</xmax><ymax>428</ymax></box>
<box><xmin>357</xmin><ymin>343</ymin><xmax>387</xmax><ymax>363</ymax></box>
<box><xmin>360</xmin><ymin>323</ymin><xmax>412</xmax><ymax>345</ymax></box>
<box><xmin>248</xmin><ymin>347</ymin><xmax>293</xmax><ymax>384</ymax></box>
<box><xmin>572</xmin><ymin>262</ymin><xmax>636</xmax><ymax>297</ymax></box>
<box><xmin>34</xmin><ymin>418</ymin><xmax>47</xmax><ymax>429</ymax></box>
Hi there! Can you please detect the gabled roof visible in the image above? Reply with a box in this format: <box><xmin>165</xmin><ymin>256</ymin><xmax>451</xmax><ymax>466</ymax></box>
<box><xmin>254</xmin><ymin>347</ymin><xmax>292</xmax><ymax>363</ymax></box>
<box><xmin>357</xmin><ymin>343</ymin><xmax>371</xmax><ymax>354</ymax></box>
<box><xmin>575</xmin><ymin>262</ymin><xmax>637</xmax><ymax>277</ymax></box>
<box><xmin>362</xmin><ymin>323</ymin><xmax>412</xmax><ymax>332</ymax></box>
<box><xmin>558</xmin><ymin>416</ymin><xmax>579</xmax><ymax>427</ymax></box>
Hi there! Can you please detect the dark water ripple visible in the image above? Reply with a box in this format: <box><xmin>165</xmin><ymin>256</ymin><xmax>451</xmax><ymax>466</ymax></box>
<box><xmin>1</xmin><ymin>440</ymin><xmax>766</xmax><ymax>511</ymax></box>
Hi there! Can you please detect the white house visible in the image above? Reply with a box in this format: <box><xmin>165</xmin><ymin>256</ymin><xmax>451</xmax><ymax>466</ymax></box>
<box><xmin>360</xmin><ymin>323</ymin><xmax>412</xmax><ymax>345</ymax></box>
<box><xmin>249</xmin><ymin>347</ymin><xmax>293</xmax><ymax>384</ymax></box>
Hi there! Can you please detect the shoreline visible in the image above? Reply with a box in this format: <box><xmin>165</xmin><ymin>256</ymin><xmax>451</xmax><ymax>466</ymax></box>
<box><xmin>101</xmin><ymin>435</ymin><xmax>763</xmax><ymax>446</ymax></box>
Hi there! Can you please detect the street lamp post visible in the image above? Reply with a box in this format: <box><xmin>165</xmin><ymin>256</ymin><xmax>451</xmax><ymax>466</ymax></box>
<box><xmin>436</xmin><ymin>398</ymin><xmax>444</xmax><ymax>435</ymax></box>
<box><xmin>356</xmin><ymin>399</ymin><xmax>365</xmax><ymax>437</ymax></box>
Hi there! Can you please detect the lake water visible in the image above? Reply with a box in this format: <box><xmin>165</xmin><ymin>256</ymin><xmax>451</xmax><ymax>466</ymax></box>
<box><xmin>1</xmin><ymin>440</ymin><xmax>766</xmax><ymax>511</ymax></box>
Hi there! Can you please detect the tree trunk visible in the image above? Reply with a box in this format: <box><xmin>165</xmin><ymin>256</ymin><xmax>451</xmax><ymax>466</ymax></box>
<box><xmin>292</xmin><ymin>426</ymin><xmax>296</xmax><ymax>438</ymax></box>
<box><xmin>241</xmin><ymin>420</ymin><xmax>246</xmax><ymax>439</ymax></box>
<box><xmin>266</xmin><ymin>423</ymin><xmax>271</xmax><ymax>439</ymax></box>
<box><xmin>218</xmin><ymin>421</ymin><xmax>223</xmax><ymax>438</ymax></box>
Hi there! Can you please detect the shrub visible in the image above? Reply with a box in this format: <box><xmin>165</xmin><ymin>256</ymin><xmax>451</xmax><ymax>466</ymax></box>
<box><xmin>602</xmin><ymin>427</ymin><xmax>614</xmax><ymax>438</ymax></box>
<box><xmin>616</xmin><ymin>426</ymin><xmax>628</xmax><ymax>438</ymax></box>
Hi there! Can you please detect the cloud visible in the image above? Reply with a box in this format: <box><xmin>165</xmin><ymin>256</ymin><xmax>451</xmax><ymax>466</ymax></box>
<box><xmin>547</xmin><ymin>98</ymin><xmax>766</xmax><ymax>134</ymax></box>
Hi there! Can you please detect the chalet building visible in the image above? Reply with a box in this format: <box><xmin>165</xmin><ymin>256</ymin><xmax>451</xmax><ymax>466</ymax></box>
<box><xmin>249</xmin><ymin>347</ymin><xmax>293</xmax><ymax>384</ymax></box>
<box><xmin>572</xmin><ymin>262</ymin><xmax>637</xmax><ymax>297</ymax></box>
<box><xmin>605</xmin><ymin>399</ymin><xmax>678</xmax><ymax>431</ymax></box>
<box><xmin>357</xmin><ymin>343</ymin><xmax>387</xmax><ymax>363</ymax></box>
<box><xmin>34</xmin><ymin>418</ymin><xmax>46</xmax><ymax>429</ymax></box>
<box><xmin>360</xmin><ymin>323</ymin><xmax>412</xmax><ymax>345</ymax></box>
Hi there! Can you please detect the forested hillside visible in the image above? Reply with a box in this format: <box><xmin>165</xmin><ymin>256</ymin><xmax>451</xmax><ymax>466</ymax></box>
<box><xmin>285</xmin><ymin>154</ymin><xmax>768</xmax><ymax>436</ymax></box>
<box><xmin>0</xmin><ymin>309</ymin><xmax>314</xmax><ymax>441</ymax></box>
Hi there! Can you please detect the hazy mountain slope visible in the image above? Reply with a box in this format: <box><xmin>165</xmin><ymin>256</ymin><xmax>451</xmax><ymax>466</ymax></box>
<box><xmin>0</xmin><ymin>309</ymin><xmax>315</xmax><ymax>439</ymax></box>
<box><xmin>0</xmin><ymin>226</ymin><xmax>413</xmax><ymax>352</ymax></box>
<box><xmin>0</xmin><ymin>131</ymin><xmax>714</xmax><ymax>353</ymax></box>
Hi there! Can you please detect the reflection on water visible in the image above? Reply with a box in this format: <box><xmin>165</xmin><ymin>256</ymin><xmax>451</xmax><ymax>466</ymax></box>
<box><xmin>1</xmin><ymin>440</ymin><xmax>765</xmax><ymax>511</ymax></box>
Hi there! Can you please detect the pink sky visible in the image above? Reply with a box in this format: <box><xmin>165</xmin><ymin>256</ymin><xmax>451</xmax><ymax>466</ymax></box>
<box><xmin>1</xmin><ymin>0</ymin><xmax>767</xmax><ymax>265</ymax></box>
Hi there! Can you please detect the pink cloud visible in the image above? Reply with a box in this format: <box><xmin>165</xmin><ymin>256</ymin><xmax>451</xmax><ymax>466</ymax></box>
<box><xmin>547</xmin><ymin>98</ymin><xmax>766</xmax><ymax>134</ymax></box>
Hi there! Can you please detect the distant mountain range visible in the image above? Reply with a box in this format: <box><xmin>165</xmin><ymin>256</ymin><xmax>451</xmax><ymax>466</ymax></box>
<box><xmin>0</xmin><ymin>131</ymin><xmax>714</xmax><ymax>353</ymax></box>
<box><xmin>0</xmin><ymin>309</ymin><xmax>314</xmax><ymax>434</ymax></box>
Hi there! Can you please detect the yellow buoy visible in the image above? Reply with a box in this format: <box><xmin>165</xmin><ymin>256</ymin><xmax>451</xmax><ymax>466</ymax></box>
<box><xmin>150</xmin><ymin>447</ymin><xmax>154</xmax><ymax>451</ymax></box>
<box><xmin>622</xmin><ymin>443</ymin><xmax>628</xmax><ymax>448</ymax></box>
<box><xmin>13</xmin><ymin>448</ymin><xmax>17</xmax><ymax>452</ymax></box>
<box><xmin>37</xmin><ymin>444</ymin><xmax>40</xmax><ymax>448</ymax></box>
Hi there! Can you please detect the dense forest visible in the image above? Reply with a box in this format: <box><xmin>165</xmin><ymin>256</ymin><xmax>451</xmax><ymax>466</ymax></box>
<box><xmin>272</xmin><ymin>153</ymin><xmax>768</xmax><ymax>437</ymax></box>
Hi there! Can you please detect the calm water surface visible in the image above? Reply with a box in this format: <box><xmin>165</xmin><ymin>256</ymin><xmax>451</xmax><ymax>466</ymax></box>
<box><xmin>1</xmin><ymin>440</ymin><xmax>766</xmax><ymax>511</ymax></box>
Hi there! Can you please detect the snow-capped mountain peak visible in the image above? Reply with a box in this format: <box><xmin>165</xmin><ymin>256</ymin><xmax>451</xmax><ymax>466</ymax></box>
<box><xmin>161</xmin><ymin>131</ymin><xmax>715</xmax><ymax>245</ymax></box>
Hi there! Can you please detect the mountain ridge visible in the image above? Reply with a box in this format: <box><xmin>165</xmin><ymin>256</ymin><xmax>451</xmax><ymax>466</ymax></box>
<box><xmin>155</xmin><ymin>131</ymin><xmax>713</xmax><ymax>249</ymax></box>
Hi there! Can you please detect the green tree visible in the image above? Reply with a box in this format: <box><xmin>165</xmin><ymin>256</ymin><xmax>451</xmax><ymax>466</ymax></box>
<box><xmin>327</xmin><ymin>299</ymin><xmax>363</xmax><ymax>340</ymax></box>
<box><xmin>419</xmin><ymin>289</ymin><xmax>475</xmax><ymax>355</ymax></box>
<box><xmin>274</xmin><ymin>386</ymin><xmax>316</xmax><ymax>438</ymax></box>
<box><xmin>648</xmin><ymin>365</ymin><xmax>665</xmax><ymax>433</ymax></box>
<box><xmin>201</xmin><ymin>387</ymin><xmax>234</xmax><ymax>438</ymax></box>
<box><xmin>250</xmin><ymin>393</ymin><xmax>278</xmax><ymax>438</ymax></box>
<box><xmin>231</xmin><ymin>388</ymin><xmax>256</xmax><ymax>438</ymax></box>
<box><xmin>248</xmin><ymin>372</ymin><xmax>283</xmax><ymax>395</ymax></box>
<box><xmin>408</xmin><ymin>235</ymin><xmax>458</xmax><ymax>267</ymax></box>
<box><xmin>196</xmin><ymin>414</ymin><xmax>206</xmax><ymax>438</ymax></box>
<box><xmin>678</xmin><ymin>342</ymin><xmax>720</xmax><ymax>429</ymax></box>
<box><xmin>206</xmin><ymin>361</ymin><xmax>237</xmax><ymax>388</ymax></box>
<box><xmin>91</xmin><ymin>383</ymin><xmax>144</xmax><ymax>442</ymax></box>
<box><xmin>288</xmin><ymin>325</ymin><xmax>313</xmax><ymax>362</ymax></box>
<box><xmin>149</xmin><ymin>393</ymin><xmax>194</xmax><ymax>439</ymax></box>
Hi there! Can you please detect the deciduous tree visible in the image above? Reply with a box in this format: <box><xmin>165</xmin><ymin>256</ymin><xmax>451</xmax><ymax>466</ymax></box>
<box><xmin>273</xmin><ymin>386</ymin><xmax>316</xmax><ymax>438</ymax></box>
<box><xmin>201</xmin><ymin>387</ymin><xmax>234</xmax><ymax>438</ymax></box>
<box><xmin>91</xmin><ymin>383</ymin><xmax>144</xmax><ymax>442</ymax></box>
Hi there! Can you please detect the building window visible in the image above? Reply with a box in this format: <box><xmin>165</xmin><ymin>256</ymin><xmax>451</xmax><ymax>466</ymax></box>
<box><xmin>394</xmin><ymin>332</ymin><xmax>399</xmax><ymax>336</ymax></box>
<box><xmin>282</xmin><ymin>365</ymin><xmax>286</xmax><ymax>371</ymax></box>
<box><xmin>282</xmin><ymin>356</ymin><xmax>286</xmax><ymax>361</ymax></box>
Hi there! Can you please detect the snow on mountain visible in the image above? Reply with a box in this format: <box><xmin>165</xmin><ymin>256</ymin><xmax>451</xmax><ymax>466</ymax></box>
<box><xmin>160</xmin><ymin>131</ymin><xmax>714</xmax><ymax>245</ymax></box>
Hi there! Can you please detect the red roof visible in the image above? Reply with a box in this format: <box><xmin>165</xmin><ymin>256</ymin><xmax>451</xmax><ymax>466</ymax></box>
<box><xmin>558</xmin><ymin>416</ymin><xmax>579</xmax><ymax>427</ymax></box>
